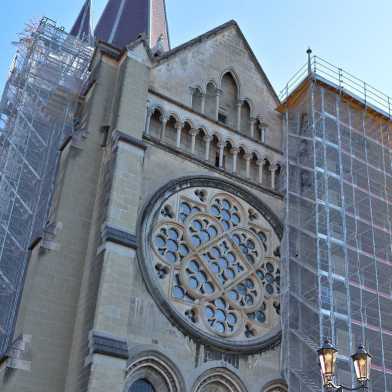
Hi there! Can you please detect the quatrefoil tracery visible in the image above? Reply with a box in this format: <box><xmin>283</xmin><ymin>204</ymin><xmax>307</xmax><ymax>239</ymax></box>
<box><xmin>151</xmin><ymin>191</ymin><xmax>280</xmax><ymax>339</ymax></box>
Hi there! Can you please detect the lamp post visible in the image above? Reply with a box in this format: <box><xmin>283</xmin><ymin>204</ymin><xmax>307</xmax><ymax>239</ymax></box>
<box><xmin>318</xmin><ymin>340</ymin><xmax>372</xmax><ymax>391</ymax></box>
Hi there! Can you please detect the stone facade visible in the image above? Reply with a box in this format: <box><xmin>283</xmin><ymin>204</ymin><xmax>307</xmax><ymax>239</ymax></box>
<box><xmin>0</xmin><ymin>20</ymin><xmax>286</xmax><ymax>392</ymax></box>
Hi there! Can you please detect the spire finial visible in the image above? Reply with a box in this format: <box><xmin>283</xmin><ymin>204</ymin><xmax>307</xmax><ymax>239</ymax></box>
<box><xmin>307</xmin><ymin>47</ymin><xmax>312</xmax><ymax>75</ymax></box>
<box><xmin>70</xmin><ymin>0</ymin><xmax>93</xmax><ymax>44</ymax></box>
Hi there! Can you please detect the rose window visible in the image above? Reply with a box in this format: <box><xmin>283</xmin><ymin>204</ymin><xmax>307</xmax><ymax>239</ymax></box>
<box><xmin>139</xmin><ymin>179</ymin><xmax>281</xmax><ymax>351</ymax></box>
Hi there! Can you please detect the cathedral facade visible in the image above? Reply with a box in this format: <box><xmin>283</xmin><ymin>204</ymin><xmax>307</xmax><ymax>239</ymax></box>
<box><xmin>0</xmin><ymin>1</ymin><xmax>286</xmax><ymax>391</ymax></box>
<box><xmin>2</xmin><ymin>1</ymin><xmax>391</xmax><ymax>391</ymax></box>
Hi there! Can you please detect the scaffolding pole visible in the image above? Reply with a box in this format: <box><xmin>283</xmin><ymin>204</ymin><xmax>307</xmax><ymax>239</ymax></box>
<box><xmin>0</xmin><ymin>17</ymin><xmax>92</xmax><ymax>356</ymax></box>
<box><xmin>281</xmin><ymin>56</ymin><xmax>392</xmax><ymax>392</ymax></box>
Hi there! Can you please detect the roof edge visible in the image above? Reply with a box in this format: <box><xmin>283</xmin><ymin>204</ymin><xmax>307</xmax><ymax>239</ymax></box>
<box><xmin>153</xmin><ymin>20</ymin><xmax>280</xmax><ymax>104</ymax></box>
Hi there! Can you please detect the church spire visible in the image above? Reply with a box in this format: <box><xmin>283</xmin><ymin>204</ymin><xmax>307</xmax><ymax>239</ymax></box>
<box><xmin>70</xmin><ymin>0</ymin><xmax>93</xmax><ymax>44</ymax></box>
<box><xmin>94</xmin><ymin>0</ymin><xmax>170</xmax><ymax>51</ymax></box>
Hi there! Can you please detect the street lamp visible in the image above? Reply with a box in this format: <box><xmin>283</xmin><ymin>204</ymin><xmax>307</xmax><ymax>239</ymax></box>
<box><xmin>352</xmin><ymin>346</ymin><xmax>372</xmax><ymax>385</ymax></box>
<box><xmin>318</xmin><ymin>340</ymin><xmax>338</xmax><ymax>386</ymax></box>
<box><xmin>318</xmin><ymin>340</ymin><xmax>372</xmax><ymax>391</ymax></box>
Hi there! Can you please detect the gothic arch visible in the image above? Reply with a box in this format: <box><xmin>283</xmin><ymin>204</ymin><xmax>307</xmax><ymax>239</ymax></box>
<box><xmin>205</xmin><ymin>79</ymin><xmax>218</xmax><ymax>90</ymax></box>
<box><xmin>220</xmin><ymin>71</ymin><xmax>240</xmax><ymax>129</ymax></box>
<box><xmin>183</xmin><ymin>118</ymin><xmax>195</xmax><ymax>129</ymax></box>
<box><xmin>149</xmin><ymin>107</ymin><xmax>164</xmax><ymax>138</ymax></box>
<box><xmin>262</xmin><ymin>158</ymin><xmax>272</xmax><ymax>188</ymax></box>
<box><xmin>241</xmin><ymin>98</ymin><xmax>255</xmax><ymax>118</ymax></box>
<box><xmin>250</xmin><ymin>149</ymin><xmax>262</xmax><ymax>161</ymax></box>
<box><xmin>149</xmin><ymin>104</ymin><xmax>165</xmax><ymax>116</ymax></box>
<box><xmin>166</xmin><ymin>112</ymin><xmax>181</xmax><ymax>124</ymax></box>
<box><xmin>205</xmin><ymin>81</ymin><xmax>218</xmax><ymax>119</ymax></box>
<box><xmin>219</xmin><ymin>68</ymin><xmax>241</xmax><ymax>97</ymax></box>
<box><xmin>192</xmin><ymin>85</ymin><xmax>204</xmax><ymax>112</ymax></box>
<box><xmin>262</xmin><ymin>379</ymin><xmax>288</xmax><ymax>392</ymax></box>
<box><xmin>237</xmin><ymin>143</ymin><xmax>251</xmax><ymax>156</ymax></box>
<box><xmin>223</xmin><ymin>136</ymin><xmax>237</xmax><ymax>149</ymax></box>
<box><xmin>125</xmin><ymin>350</ymin><xmax>186</xmax><ymax>392</ymax></box>
<box><xmin>239</xmin><ymin>99</ymin><xmax>253</xmax><ymax>137</ymax></box>
<box><xmin>192</xmin><ymin>367</ymin><xmax>247</xmax><ymax>392</ymax></box>
<box><xmin>199</xmin><ymin>125</ymin><xmax>210</xmax><ymax>138</ymax></box>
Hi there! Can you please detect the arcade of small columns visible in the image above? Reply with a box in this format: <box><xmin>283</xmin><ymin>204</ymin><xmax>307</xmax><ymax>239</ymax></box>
<box><xmin>190</xmin><ymin>86</ymin><xmax>267</xmax><ymax>143</ymax></box>
<box><xmin>145</xmin><ymin>106</ymin><xmax>282</xmax><ymax>191</ymax></box>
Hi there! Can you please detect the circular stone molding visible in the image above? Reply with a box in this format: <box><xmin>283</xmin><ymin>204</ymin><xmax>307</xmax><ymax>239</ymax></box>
<box><xmin>138</xmin><ymin>176</ymin><xmax>282</xmax><ymax>352</ymax></box>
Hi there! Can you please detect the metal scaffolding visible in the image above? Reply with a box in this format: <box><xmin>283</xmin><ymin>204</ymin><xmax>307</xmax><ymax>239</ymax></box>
<box><xmin>0</xmin><ymin>17</ymin><xmax>92</xmax><ymax>355</ymax></box>
<box><xmin>281</xmin><ymin>56</ymin><xmax>392</xmax><ymax>391</ymax></box>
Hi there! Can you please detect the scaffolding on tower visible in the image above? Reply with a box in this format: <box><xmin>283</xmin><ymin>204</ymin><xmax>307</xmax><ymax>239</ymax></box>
<box><xmin>0</xmin><ymin>17</ymin><xmax>92</xmax><ymax>356</ymax></box>
<box><xmin>280</xmin><ymin>55</ymin><xmax>392</xmax><ymax>392</ymax></box>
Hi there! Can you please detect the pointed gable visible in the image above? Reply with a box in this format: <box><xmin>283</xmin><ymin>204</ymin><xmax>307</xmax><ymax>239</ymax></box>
<box><xmin>70</xmin><ymin>0</ymin><xmax>93</xmax><ymax>43</ymax></box>
<box><xmin>152</xmin><ymin>21</ymin><xmax>279</xmax><ymax>105</ymax></box>
<box><xmin>150</xmin><ymin>20</ymin><xmax>282</xmax><ymax>150</ymax></box>
<box><xmin>94</xmin><ymin>0</ymin><xmax>170</xmax><ymax>50</ymax></box>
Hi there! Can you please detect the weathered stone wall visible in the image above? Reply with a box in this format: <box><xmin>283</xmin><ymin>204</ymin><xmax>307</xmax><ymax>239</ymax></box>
<box><xmin>0</xmin><ymin>22</ymin><xmax>286</xmax><ymax>392</ymax></box>
<box><xmin>151</xmin><ymin>24</ymin><xmax>282</xmax><ymax>151</ymax></box>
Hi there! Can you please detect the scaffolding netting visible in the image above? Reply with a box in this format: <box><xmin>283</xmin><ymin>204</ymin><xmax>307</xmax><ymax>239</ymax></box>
<box><xmin>0</xmin><ymin>17</ymin><xmax>92</xmax><ymax>355</ymax></box>
<box><xmin>281</xmin><ymin>57</ymin><xmax>392</xmax><ymax>391</ymax></box>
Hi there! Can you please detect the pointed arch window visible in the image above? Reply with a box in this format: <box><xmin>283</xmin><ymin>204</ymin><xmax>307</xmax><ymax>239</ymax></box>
<box><xmin>220</xmin><ymin>72</ymin><xmax>238</xmax><ymax>128</ymax></box>
<box><xmin>192</xmin><ymin>87</ymin><xmax>203</xmax><ymax>112</ymax></box>
<box><xmin>240</xmin><ymin>100</ymin><xmax>251</xmax><ymax>136</ymax></box>
<box><xmin>205</xmin><ymin>82</ymin><xmax>218</xmax><ymax>119</ymax></box>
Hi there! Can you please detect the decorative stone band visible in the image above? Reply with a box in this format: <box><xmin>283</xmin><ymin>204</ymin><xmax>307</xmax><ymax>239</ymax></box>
<box><xmin>111</xmin><ymin>130</ymin><xmax>147</xmax><ymax>151</ymax></box>
<box><xmin>89</xmin><ymin>330</ymin><xmax>128</xmax><ymax>360</ymax></box>
<box><xmin>101</xmin><ymin>224</ymin><xmax>138</xmax><ymax>249</ymax></box>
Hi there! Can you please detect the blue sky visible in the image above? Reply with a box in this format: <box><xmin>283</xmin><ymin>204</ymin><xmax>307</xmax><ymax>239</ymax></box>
<box><xmin>1</xmin><ymin>0</ymin><xmax>392</xmax><ymax>98</ymax></box>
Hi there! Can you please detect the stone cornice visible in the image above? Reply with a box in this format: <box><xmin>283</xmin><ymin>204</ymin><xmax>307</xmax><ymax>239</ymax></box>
<box><xmin>89</xmin><ymin>330</ymin><xmax>128</xmax><ymax>360</ymax></box>
<box><xmin>148</xmin><ymin>88</ymin><xmax>283</xmax><ymax>156</ymax></box>
<box><xmin>143</xmin><ymin>135</ymin><xmax>284</xmax><ymax>200</ymax></box>
<box><xmin>101</xmin><ymin>224</ymin><xmax>137</xmax><ymax>249</ymax></box>
<box><xmin>112</xmin><ymin>130</ymin><xmax>147</xmax><ymax>151</ymax></box>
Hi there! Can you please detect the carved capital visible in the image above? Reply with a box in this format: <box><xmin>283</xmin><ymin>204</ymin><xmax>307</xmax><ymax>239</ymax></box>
<box><xmin>160</xmin><ymin>114</ymin><xmax>170</xmax><ymax>124</ymax></box>
<box><xmin>190</xmin><ymin>86</ymin><xmax>205</xmax><ymax>96</ymax></box>
<box><xmin>270</xmin><ymin>162</ymin><xmax>280</xmax><ymax>172</ymax></box>
<box><xmin>244</xmin><ymin>153</ymin><xmax>252</xmax><ymax>161</ymax></box>
<box><xmin>230</xmin><ymin>147</ymin><xmax>239</xmax><ymax>155</ymax></box>
<box><xmin>215</xmin><ymin>88</ymin><xmax>223</xmax><ymax>97</ymax></box>
<box><xmin>175</xmin><ymin>121</ymin><xmax>184</xmax><ymax>130</ymax></box>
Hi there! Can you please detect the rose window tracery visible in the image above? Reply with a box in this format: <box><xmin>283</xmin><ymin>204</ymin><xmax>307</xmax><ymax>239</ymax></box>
<box><xmin>140</xmin><ymin>180</ymin><xmax>281</xmax><ymax>350</ymax></box>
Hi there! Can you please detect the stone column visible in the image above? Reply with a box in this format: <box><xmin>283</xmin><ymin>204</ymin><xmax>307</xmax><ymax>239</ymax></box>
<box><xmin>250</xmin><ymin>117</ymin><xmax>256</xmax><ymax>139</ymax></box>
<box><xmin>256</xmin><ymin>159</ymin><xmax>264</xmax><ymax>184</ymax></box>
<box><xmin>244</xmin><ymin>153</ymin><xmax>252</xmax><ymax>178</ymax></box>
<box><xmin>236</xmin><ymin>101</ymin><xmax>243</xmax><ymax>131</ymax></box>
<box><xmin>190</xmin><ymin>129</ymin><xmax>198</xmax><ymax>154</ymax></box>
<box><xmin>261</xmin><ymin>123</ymin><xmax>268</xmax><ymax>143</ymax></box>
<box><xmin>175</xmin><ymin>121</ymin><xmax>183</xmax><ymax>148</ymax></box>
<box><xmin>144</xmin><ymin>107</ymin><xmax>153</xmax><ymax>135</ymax></box>
<box><xmin>270</xmin><ymin>163</ymin><xmax>278</xmax><ymax>190</ymax></box>
<box><xmin>215</xmin><ymin>89</ymin><xmax>222</xmax><ymax>121</ymax></box>
<box><xmin>203</xmin><ymin>135</ymin><xmax>212</xmax><ymax>161</ymax></box>
<box><xmin>231</xmin><ymin>148</ymin><xmax>239</xmax><ymax>173</ymax></box>
<box><xmin>160</xmin><ymin>115</ymin><xmax>169</xmax><ymax>141</ymax></box>
<box><xmin>217</xmin><ymin>142</ymin><xmax>225</xmax><ymax>168</ymax></box>
<box><xmin>201</xmin><ymin>93</ymin><xmax>206</xmax><ymax>114</ymax></box>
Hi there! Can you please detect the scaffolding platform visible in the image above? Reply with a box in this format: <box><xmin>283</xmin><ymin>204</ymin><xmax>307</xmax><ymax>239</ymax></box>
<box><xmin>0</xmin><ymin>17</ymin><xmax>92</xmax><ymax>356</ymax></box>
<box><xmin>280</xmin><ymin>56</ymin><xmax>392</xmax><ymax>391</ymax></box>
